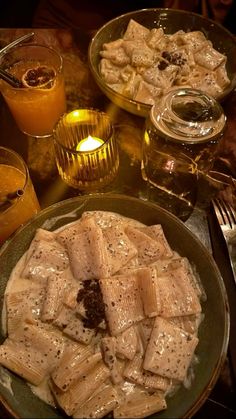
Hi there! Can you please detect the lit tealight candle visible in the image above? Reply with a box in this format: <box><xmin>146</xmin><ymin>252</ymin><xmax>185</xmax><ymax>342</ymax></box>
<box><xmin>76</xmin><ymin>135</ymin><xmax>104</xmax><ymax>152</ymax></box>
<box><xmin>54</xmin><ymin>109</ymin><xmax>119</xmax><ymax>191</ymax></box>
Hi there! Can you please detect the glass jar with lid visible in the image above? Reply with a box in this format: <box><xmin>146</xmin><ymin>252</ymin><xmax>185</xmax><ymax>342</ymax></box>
<box><xmin>141</xmin><ymin>88</ymin><xmax>226</xmax><ymax>218</ymax></box>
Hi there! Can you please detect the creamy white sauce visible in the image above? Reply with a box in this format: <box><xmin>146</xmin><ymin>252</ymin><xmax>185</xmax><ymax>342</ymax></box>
<box><xmin>29</xmin><ymin>377</ymin><xmax>56</xmax><ymax>407</ymax></box>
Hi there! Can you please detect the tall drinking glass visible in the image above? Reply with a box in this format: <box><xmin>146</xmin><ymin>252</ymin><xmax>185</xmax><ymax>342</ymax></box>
<box><xmin>0</xmin><ymin>44</ymin><xmax>66</xmax><ymax>138</ymax></box>
<box><xmin>0</xmin><ymin>147</ymin><xmax>40</xmax><ymax>245</ymax></box>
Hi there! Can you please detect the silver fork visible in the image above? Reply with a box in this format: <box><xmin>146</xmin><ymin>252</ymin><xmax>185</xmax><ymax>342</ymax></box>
<box><xmin>212</xmin><ymin>198</ymin><xmax>236</xmax><ymax>285</ymax></box>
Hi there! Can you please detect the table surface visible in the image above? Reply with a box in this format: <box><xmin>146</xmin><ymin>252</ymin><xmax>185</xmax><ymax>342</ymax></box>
<box><xmin>0</xmin><ymin>28</ymin><xmax>236</xmax><ymax>419</ymax></box>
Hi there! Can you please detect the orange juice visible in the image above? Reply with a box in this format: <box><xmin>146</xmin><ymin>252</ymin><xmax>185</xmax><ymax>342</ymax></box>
<box><xmin>1</xmin><ymin>60</ymin><xmax>66</xmax><ymax>137</ymax></box>
<box><xmin>0</xmin><ymin>164</ymin><xmax>40</xmax><ymax>245</ymax></box>
<box><xmin>0</xmin><ymin>45</ymin><xmax>66</xmax><ymax>137</ymax></box>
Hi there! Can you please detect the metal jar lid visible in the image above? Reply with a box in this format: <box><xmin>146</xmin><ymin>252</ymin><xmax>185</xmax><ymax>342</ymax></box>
<box><xmin>150</xmin><ymin>88</ymin><xmax>226</xmax><ymax>144</ymax></box>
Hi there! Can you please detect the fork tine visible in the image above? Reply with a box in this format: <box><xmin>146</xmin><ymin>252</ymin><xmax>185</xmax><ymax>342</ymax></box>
<box><xmin>212</xmin><ymin>197</ymin><xmax>236</xmax><ymax>287</ymax></box>
<box><xmin>224</xmin><ymin>200</ymin><xmax>236</xmax><ymax>227</ymax></box>
<box><xmin>213</xmin><ymin>198</ymin><xmax>236</xmax><ymax>229</ymax></box>
<box><xmin>212</xmin><ymin>199</ymin><xmax>225</xmax><ymax>225</ymax></box>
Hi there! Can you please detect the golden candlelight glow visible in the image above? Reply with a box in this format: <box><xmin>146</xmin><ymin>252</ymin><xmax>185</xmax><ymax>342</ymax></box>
<box><xmin>144</xmin><ymin>130</ymin><xmax>150</xmax><ymax>145</ymax></box>
<box><xmin>76</xmin><ymin>135</ymin><xmax>104</xmax><ymax>152</ymax></box>
<box><xmin>54</xmin><ymin>108</ymin><xmax>119</xmax><ymax>190</ymax></box>
<box><xmin>65</xmin><ymin>109</ymin><xmax>92</xmax><ymax>125</ymax></box>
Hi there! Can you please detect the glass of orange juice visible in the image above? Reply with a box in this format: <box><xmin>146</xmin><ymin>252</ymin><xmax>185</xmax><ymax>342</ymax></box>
<box><xmin>0</xmin><ymin>147</ymin><xmax>40</xmax><ymax>245</ymax></box>
<box><xmin>0</xmin><ymin>44</ymin><xmax>66</xmax><ymax>138</ymax></box>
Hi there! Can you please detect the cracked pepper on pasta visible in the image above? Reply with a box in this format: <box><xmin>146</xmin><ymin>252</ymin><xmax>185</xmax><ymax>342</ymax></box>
<box><xmin>0</xmin><ymin>210</ymin><xmax>206</xmax><ymax>418</ymax></box>
<box><xmin>99</xmin><ymin>19</ymin><xmax>230</xmax><ymax>105</ymax></box>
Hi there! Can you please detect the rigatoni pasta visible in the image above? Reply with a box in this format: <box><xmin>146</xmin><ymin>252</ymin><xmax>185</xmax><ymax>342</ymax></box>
<box><xmin>99</xmin><ymin>19</ymin><xmax>230</xmax><ymax>105</ymax></box>
<box><xmin>0</xmin><ymin>210</ymin><xmax>206</xmax><ymax>418</ymax></box>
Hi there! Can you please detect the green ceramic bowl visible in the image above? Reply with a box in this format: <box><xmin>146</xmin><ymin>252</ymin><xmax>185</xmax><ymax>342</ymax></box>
<box><xmin>88</xmin><ymin>8</ymin><xmax>236</xmax><ymax>117</ymax></box>
<box><xmin>0</xmin><ymin>194</ymin><xmax>229</xmax><ymax>419</ymax></box>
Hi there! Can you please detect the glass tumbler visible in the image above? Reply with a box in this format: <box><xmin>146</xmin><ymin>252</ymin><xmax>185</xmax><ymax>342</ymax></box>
<box><xmin>0</xmin><ymin>147</ymin><xmax>40</xmax><ymax>245</ymax></box>
<box><xmin>53</xmin><ymin>109</ymin><xmax>119</xmax><ymax>191</ymax></box>
<box><xmin>142</xmin><ymin>88</ymin><xmax>226</xmax><ymax>218</ymax></box>
<box><xmin>0</xmin><ymin>44</ymin><xmax>66</xmax><ymax>138</ymax></box>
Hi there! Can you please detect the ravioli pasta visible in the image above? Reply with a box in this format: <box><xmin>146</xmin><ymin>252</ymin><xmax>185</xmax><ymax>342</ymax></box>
<box><xmin>0</xmin><ymin>210</ymin><xmax>205</xmax><ymax>418</ymax></box>
<box><xmin>99</xmin><ymin>19</ymin><xmax>230</xmax><ymax>105</ymax></box>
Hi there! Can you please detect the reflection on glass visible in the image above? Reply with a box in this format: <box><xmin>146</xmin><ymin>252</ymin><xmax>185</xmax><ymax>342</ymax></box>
<box><xmin>0</xmin><ymin>147</ymin><xmax>40</xmax><ymax>245</ymax></box>
<box><xmin>142</xmin><ymin>88</ymin><xmax>226</xmax><ymax>219</ymax></box>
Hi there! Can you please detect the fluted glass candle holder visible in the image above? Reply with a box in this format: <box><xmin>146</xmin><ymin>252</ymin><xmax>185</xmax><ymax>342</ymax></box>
<box><xmin>53</xmin><ymin>109</ymin><xmax>119</xmax><ymax>191</ymax></box>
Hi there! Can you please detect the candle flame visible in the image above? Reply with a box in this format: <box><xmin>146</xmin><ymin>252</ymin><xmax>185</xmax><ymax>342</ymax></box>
<box><xmin>76</xmin><ymin>135</ymin><xmax>104</xmax><ymax>152</ymax></box>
